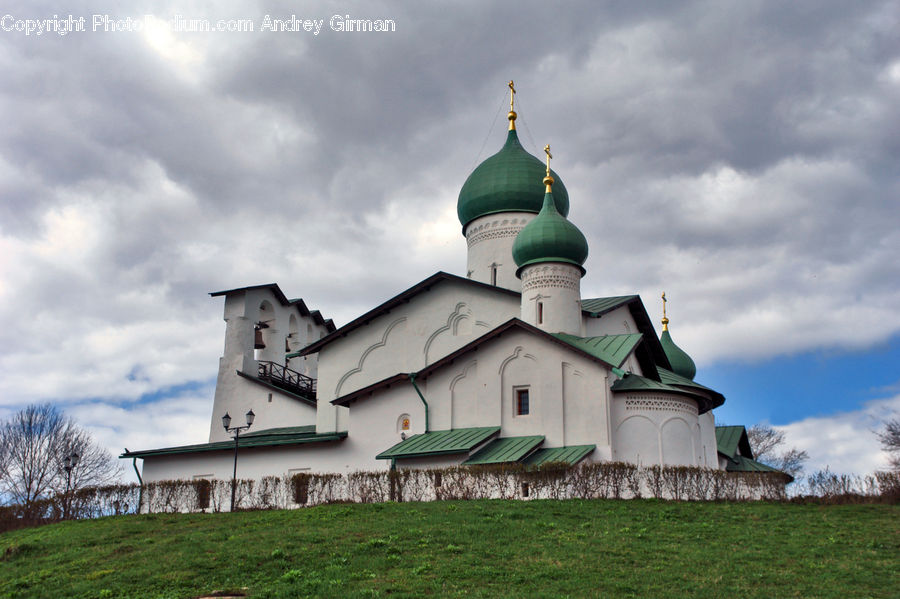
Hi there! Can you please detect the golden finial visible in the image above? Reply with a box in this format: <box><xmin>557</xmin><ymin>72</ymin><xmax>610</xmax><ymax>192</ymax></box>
<box><xmin>543</xmin><ymin>144</ymin><xmax>554</xmax><ymax>191</ymax></box>
<box><xmin>508</xmin><ymin>80</ymin><xmax>517</xmax><ymax>130</ymax></box>
<box><xmin>661</xmin><ymin>292</ymin><xmax>669</xmax><ymax>331</ymax></box>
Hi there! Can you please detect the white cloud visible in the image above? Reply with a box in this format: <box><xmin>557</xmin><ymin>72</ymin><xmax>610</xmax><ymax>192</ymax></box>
<box><xmin>777</xmin><ymin>393</ymin><xmax>900</xmax><ymax>476</ymax></box>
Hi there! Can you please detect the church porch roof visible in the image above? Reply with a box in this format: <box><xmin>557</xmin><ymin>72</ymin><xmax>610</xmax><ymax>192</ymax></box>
<box><xmin>462</xmin><ymin>436</ymin><xmax>545</xmax><ymax>465</ymax></box>
<box><xmin>523</xmin><ymin>445</ymin><xmax>596</xmax><ymax>467</ymax></box>
<box><xmin>376</xmin><ymin>427</ymin><xmax>501</xmax><ymax>460</ymax></box>
<box><xmin>119</xmin><ymin>426</ymin><xmax>347</xmax><ymax>459</ymax></box>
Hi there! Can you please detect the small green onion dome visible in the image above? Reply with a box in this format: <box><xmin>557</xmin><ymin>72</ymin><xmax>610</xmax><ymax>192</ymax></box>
<box><xmin>512</xmin><ymin>188</ymin><xmax>588</xmax><ymax>277</ymax></box>
<box><xmin>457</xmin><ymin>130</ymin><xmax>569</xmax><ymax>233</ymax></box>
<box><xmin>660</xmin><ymin>329</ymin><xmax>697</xmax><ymax>380</ymax></box>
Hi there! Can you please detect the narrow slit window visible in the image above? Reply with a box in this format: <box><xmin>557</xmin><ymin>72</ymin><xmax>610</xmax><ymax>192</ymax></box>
<box><xmin>490</xmin><ymin>265</ymin><xmax>498</xmax><ymax>286</ymax></box>
<box><xmin>537</xmin><ymin>301</ymin><xmax>543</xmax><ymax>324</ymax></box>
<box><xmin>516</xmin><ymin>388</ymin><xmax>530</xmax><ymax>415</ymax></box>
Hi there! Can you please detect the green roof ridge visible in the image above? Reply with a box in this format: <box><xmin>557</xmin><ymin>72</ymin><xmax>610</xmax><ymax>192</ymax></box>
<box><xmin>553</xmin><ymin>332</ymin><xmax>642</xmax><ymax>368</ymax></box>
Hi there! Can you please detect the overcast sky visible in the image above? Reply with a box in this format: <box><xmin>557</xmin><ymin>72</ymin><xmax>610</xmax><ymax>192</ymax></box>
<box><xmin>1</xmin><ymin>1</ymin><xmax>898</xmax><ymax>481</ymax></box>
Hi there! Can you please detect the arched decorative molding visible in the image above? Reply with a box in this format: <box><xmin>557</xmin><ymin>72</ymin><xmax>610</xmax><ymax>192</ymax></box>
<box><xmin>498</xmin><ymin>346</ymin><xmax>538</xmax><ymax>376</ymax></box>
<box><xmin>561</xmin><ymin>361</ymin><xmax>583</xmax><ymax>378</ymax></box>
<box><xmin>423</xmin><ymin>303</ymin><xmax>475</xmax><ymax>363</ymax></box>
<box><xmin>335</xmin><ymin>317</ymin><xmax>408</xmax><ymax>397</ymax></box>
<box><xmin>615</xmin><ymin>413</ymin><xmax>656</xmax><ymax>433</ymax></box>
<box><xmin>660</xmin><ymin>416</ymin><xmax>695</xmax><ymax>466</ymax></box>
<box><xmin>449</xmin><ymin>360</ymin><xmax>478</xmax><ymax>392</ymax></box>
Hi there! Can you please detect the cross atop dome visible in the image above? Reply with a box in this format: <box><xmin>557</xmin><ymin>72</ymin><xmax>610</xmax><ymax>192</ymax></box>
<box><xmin>508</xmin><ymin>80</ymin><xmax>517</xmax><ymax>130</ymax></box>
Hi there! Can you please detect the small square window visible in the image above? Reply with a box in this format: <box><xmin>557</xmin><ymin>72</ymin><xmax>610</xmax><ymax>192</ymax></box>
<box><xmin>515</xmin><ymin>388</ymin><xmax>530</xmax><ymax>416</ymax></box>
<box><xmin>521</xmin><ymin>482</ymin><xmax>530</xmax><ymax>498</ymax></box>
<box><xmin>434</xmin><ymin>472</ymin><xmax>442</xmax><ymax>488</ymax></box>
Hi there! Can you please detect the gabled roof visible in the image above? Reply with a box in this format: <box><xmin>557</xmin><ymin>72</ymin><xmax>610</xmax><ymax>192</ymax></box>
<box><xmin>376</xmin><ymin>427</ymin><xmax>500</xmax><ymax>460</ymax></box>
<box><xmin>524</xmin><ymin>445</ymin><xmax>596</xmax><ymax>466</ymax></box>
<box><xmin>580</xmin><ymin>295</ymin><xmax>639</xmax><ymax>316</ymax></box>
<box><xmin>120</xmin><ymin>426</ymin><xmax>347</xmax><ymax>459</ymax></box>
<box><xmin>209</xmin><ymin>283</ymin><xmax>335</xmax><ymax>332</ymax></box>
<box><xmin>715</xmin><ymin>425</ymin><xmax>754</xmax><ymax>460</ymax></box>
<box><xmin>553</xmin><ymin>333</ymin><xmax>643</xmax><ymax>369</ymax></box>
<box><xmin>462</xmin><ymin>436</ymin><xmax>544</xmax><ymax>465</ymax></box>
<box><xmin>332</xmin><ymin>318</ymin><xmax>641</xmax><ymax>408</ymax></box>
<box><xmin>298</xmin><ymin>272</ymin><xmax>519</xmax><ymax>356</ymax></box>
<box><xmin>581</xmin><ymin>295</ymin><xmax>672</xmax><ymax>371</ymax></box>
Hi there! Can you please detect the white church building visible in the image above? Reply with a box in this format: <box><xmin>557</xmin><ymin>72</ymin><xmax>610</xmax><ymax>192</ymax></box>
<box><xmin>123</xmin><ymin>88</ymin><xmax>779</xmax><ymax>488</ymax></box>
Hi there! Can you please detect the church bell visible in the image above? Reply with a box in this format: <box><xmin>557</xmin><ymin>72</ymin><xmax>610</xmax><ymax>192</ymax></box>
<box><xmin>254</xmin><ymin>322</ymin><xmax>269</xmax><ymax>349</ymax></box>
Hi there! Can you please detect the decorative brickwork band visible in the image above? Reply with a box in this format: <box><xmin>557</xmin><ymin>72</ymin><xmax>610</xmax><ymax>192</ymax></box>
<box><xmin>521</xmin><ymin>264</ymin><xmax>580</xmax><ymax>291</ymax></box>
<box><xmin>624</xmin><ymin>396</ymin><xmax>698</xmax><ymax>416</ymax></box>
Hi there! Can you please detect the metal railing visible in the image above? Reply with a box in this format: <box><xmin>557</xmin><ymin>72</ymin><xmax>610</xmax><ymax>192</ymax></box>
<box><xmin>257</xmin><ymin>361</ymin><xmax>317</xmax><ymax>399</ymax></box>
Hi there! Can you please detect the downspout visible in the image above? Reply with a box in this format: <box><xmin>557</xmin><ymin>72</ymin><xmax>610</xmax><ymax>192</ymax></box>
<box><xmin>128</xmin><ymin>450</ymin><xmax>144</xmax><ymax>514</ymax></box>
<box><xmin>408</xmin><ymin>373</ymin><xmax>429</xmax><ymax>433</ymax></box>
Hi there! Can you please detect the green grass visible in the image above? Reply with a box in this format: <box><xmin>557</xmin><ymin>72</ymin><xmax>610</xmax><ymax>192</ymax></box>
<box><xmin>1</xmin><ymin>499</ymin><xmax>898</xmax><ymax>598</ymax></box>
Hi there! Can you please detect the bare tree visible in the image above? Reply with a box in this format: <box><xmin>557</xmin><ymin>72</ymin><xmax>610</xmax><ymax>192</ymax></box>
<box><xmin>747</xmin><ymin>424</ymin><xmax>809</xmax><ymax>479</ymax></box>
<box><xmin>0</xmin><ymin>404</ymin><xmax>122</xmax><ymax>512</ymax></box>
<box><xmin>876</xmin><ymin>417</ymin><xmax>900</xmax><ymax>471</ymax></box>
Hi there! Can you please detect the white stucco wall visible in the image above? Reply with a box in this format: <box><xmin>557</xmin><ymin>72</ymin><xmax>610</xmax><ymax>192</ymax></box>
<box><xmin>315</xmin><ymin>279</ymin><xmax>520</xmax><ymax>433</ymax></box>
<box><xmin>339</xmin><ymin>327</ymin><xmax>616</xmax><ymax>469</ymax></box>
<box><xmin>465</xmin><ymin>211</ymin><xmax>534</xmax><ymax>292</ymax></box>
<box><xmin>519</xmin><ymin>263</ymin><xmax>583</xmax><ymax>336</ymax></box>
<box><xmin>610</xmin><ymin>391</ymin><xmax>704</xmax><ymax>467</ymax></box>
<box><xmin>582</xmin><ymin>305</ymin><xmax>640</xmax><ymax>337</ymax></box>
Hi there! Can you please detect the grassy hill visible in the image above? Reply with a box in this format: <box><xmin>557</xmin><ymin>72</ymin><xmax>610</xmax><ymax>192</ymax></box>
<box><xmin>1</xmin><ymin>499</ymin><xmax>898</xmax><ymax>598</ymax></box>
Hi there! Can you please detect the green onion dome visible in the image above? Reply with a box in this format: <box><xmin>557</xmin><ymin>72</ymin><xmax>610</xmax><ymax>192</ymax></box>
<box><xmin>512</xmin><ymin>188</ymin><xmax>588</xmax><ymax>277</ymax></box>
<box><xmin>457</xmin><ymin>130</ymin><xmax>569</xmax><ymax>233</ymax></box>
<box><xmin>660</xmin><ymin>328</ymin><xmax>697</xmax><ymax>380</ymax></box>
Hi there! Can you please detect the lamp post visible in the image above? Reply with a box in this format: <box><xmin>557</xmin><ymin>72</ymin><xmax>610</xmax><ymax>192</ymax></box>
<box><xmin>222</xmin><ymin>409</ymin><xmax>255</xmax><ymax>512</ymax></box>
<box><xmin>62</xmin><ymin>452</ymin><xmax>79</xmax><ymax>519</ymax></box>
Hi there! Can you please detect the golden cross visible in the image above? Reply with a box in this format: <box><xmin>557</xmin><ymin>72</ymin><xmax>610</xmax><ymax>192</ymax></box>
<box><xmin>661</xmin><ymin>292</ymin><xmax>668</xmax><ymax>321</ymax></box>
<box><xmin>544</xmin><ymin>144</ymin><xmax>552</xmax><ymax>176</ymax></box>
<box><xmin>508</xmin><ymin>80</ymin><xmax>516</xmax><ymax>112</ymax></box>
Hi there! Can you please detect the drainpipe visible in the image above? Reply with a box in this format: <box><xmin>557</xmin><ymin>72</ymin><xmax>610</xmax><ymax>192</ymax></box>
<box><xmin>408</xmin><ymin>373</ymin><xmax>429</xmax><ymax>433</ymax></box>
<box><xmin>127</xmin><ymin>450</ymin><xmax>144</xmax><ymax>514</ymax></box>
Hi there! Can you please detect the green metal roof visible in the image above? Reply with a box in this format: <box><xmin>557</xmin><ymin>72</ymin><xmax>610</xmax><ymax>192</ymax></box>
<box><xmin>243</xmin><ymin>425</ymin><xmax>316</xmax><ymax>437</ymax></box>
<box><xmin>457</xmin><ymin>129</ymin><xmax>569</xmax><ymax>231</ymax></box>
<box><xmin>462</xmin><ymin>436</ymin><xmax>544</xmax><ymax>465</ymax></box>
<box><xmin>120</xmin><ymin>427</ymin><xmax>347</xmax><ymax>459</ymax></box>
<box><xmin>580</xmin><ymin>296</ymin><xmax>638</xmax><ymax>317</ymax></box>
<box><xmin>610</xmin><ymin>373</ymin><xmax>684</xmax><ymax>393</ymax></box>
<box><xmin>523</xmin><ymin>445</ymin><xmax>596</xmax><ymax>466</ymax></box>
<box><xmin>376</xmin><ymin>427</ymin><xmax>500</xmax><ymax>460</ymax></box>
<box><xmin>725</xmin><ymin>454</ymin><xmax>784</xmax><ymax>474</ymax></box>
<box><xmin>715</xmin><ymin>425</ymin><xmax>754</xmax><ymax>460</ymax></box>
<box><xmin>553</xmin><ymin>332</ymin><xmax>643</xmax><ymax>368</ymax></box>
<box><xmin>512</xmin><ymin>191</ymin><xmax>588</xmax><ymax>274</ymax></box>
<box><xmin>658</xmin><ymin>368</ymin><xmax>711</xmax><ymax>392</ymax></box>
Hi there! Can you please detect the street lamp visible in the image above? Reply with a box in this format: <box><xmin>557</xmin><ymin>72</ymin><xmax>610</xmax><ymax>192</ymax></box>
<box><xmin>62</xmin><ymin>452</ymin><xmax>79</xmax><ymax>519</ymax></box>
<box><xmin>222</xmin><ymin>409</ymin><xmax>255</xmax><ymax>512</ymax></box>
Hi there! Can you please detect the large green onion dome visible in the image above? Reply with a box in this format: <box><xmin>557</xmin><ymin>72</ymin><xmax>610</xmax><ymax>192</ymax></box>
<box><xmin>457</xmin><ymin>129</ymin><xmax>569</xmax><ymax>233</ymax></box>
<box><xmin>660</xmin><ymin>320</ymin><xmax>697</xmax><ymax>380</ymax></box>
<box><xmin>512</xmin><ymin>184</ymin><xmax>588</xmax><ymax>277</ymax></box>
